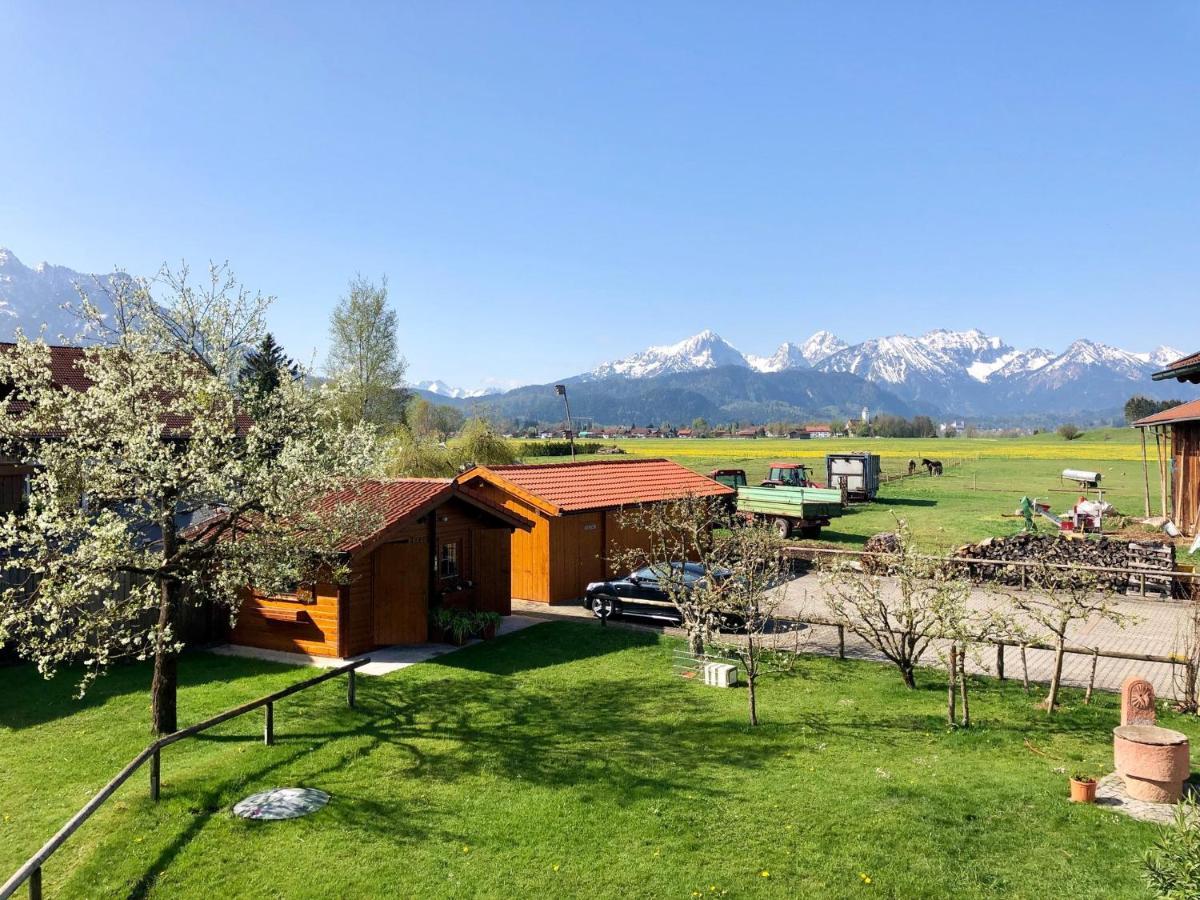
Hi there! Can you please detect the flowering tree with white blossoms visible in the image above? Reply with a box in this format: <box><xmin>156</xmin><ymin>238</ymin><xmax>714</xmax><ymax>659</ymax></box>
<box><xmin>0</xmin><ymin>264</ymin><xmax>379</xmax><ymax>733</ymax></box>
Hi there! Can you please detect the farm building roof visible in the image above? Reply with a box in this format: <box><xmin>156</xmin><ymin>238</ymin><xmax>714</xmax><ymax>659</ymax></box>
<box><xmin>0</xmin><ymin>342</ymin><xmax>255</xmax><ymax>436</ymax></box>
<box><xmin>1152</xmin><ymin>350</ymin><xmax>1200</xmax><ymax>384</ymax></box>
<box><xmin>317</xmin><ymin>479</ymin><xmax>532</xmax><ymax>554</ymax></box>
<box><xmin>457</xmin><ymin>458</ymin><xmax>735</xmax><ymax>515</ymax></box>
<box><xmin>1133</xmin><ymin>398</ymin><xmax>1200</xmax><ymax>428</ymax></box>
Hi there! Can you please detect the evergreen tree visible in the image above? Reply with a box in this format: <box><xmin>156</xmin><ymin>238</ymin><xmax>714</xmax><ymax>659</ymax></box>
<box><xmin>240</xmin><ymin>332</ymin><xmax>299</xmax><ymax>398</ymax></box>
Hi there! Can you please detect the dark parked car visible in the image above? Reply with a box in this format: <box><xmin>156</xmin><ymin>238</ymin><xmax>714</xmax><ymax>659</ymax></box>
<box><xmin>584</xmin><ymin>562</ymin><xmax>744</xmax><ymax>630</ymax></box>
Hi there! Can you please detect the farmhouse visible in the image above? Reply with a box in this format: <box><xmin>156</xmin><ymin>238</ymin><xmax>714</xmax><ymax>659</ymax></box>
<box><xmin>231</xmin><ymin>479</ymin><xmax>532</xmax><ymax>657</ymax></box>
<box><xmin>1131</xmin><ymin>350</ymin><xmax>1200</xmax><ymax>537</ymax></box>
<box><xmin>455</xmin><ymin>458</ymin><xmax>735</xmax><ymax>604</ymax></box>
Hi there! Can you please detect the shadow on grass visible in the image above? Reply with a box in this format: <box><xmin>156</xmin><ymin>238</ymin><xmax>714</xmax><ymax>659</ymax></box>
<box><xmin>0</xmin><ymin>651</ymin><xmax>303</xmax><ymax>731</ymax></box>
<box><xmin>12</xmin><ymin>620</ymin><xmax>1152</xmax><ymax>895</ymax></box>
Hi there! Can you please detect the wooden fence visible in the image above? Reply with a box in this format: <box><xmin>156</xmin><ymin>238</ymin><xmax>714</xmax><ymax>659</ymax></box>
<box><xmin>0</xmin><ymin>658</ymin><xmax>370</xmax><ymax>900</ymax></box>
<box><xmin>783</xmin><ymin>544</ymin><xmax>1200</xmax><ymax>598</ymax></box>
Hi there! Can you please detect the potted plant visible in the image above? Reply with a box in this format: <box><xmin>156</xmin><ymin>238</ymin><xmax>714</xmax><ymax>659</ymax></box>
<box><xmin>431</xmin><ymin>608</ymin><xmax>503</xmax><ymax>645</ymax></box>
<box><xmin>1069</xmin><ymin>773</ymin><xmax>1097</xmax><ymax>804</ymax></box>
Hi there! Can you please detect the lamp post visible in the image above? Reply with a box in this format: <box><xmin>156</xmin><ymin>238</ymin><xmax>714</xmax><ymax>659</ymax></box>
<box><xmin>555</xmin><ymin>384</ymin><xmax>576</xmax><ymax>461</ymax></box>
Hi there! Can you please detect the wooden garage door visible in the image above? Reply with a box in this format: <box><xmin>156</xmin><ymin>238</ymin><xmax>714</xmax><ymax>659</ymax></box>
<box><xmin>374</xmin><ymin>541</ymin><xmax>429</xmax><ymax>644</ymax></box>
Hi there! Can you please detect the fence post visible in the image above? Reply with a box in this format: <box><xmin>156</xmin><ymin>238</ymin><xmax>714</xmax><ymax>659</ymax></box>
<box><xmin>347</xmin><ymin>670</ymin><xmax>356</xmax><ymax>709</ymax></box>
<box><xmin>29</xmin><ymin>866</ymin><xmax>42</xmax><ymax>900</ymax></box>
<box><xmin>149</xmin><ymin>747</ymin><xmax>160</xmax><ymax>802</ymax></box>
<box><xmin>264</xmin><ymin>701</ymin><xmax>274</xmax><ymax>746</ymax></box>
<box><xmin>837</xmin><ymin>624</ymin><xmax>845</xmax><ymax>660</ymax></box>
<box><xmin>996</xmin><ymin>643</ymin><xmax>1005</xmax><ymax>681</ymax></box>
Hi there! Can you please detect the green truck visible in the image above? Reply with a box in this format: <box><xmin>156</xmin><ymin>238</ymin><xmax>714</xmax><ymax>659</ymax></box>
<box><xmin>709</xmin><ymin>468</ymin><xmax>844</xmax><ymax>539</ymax></box>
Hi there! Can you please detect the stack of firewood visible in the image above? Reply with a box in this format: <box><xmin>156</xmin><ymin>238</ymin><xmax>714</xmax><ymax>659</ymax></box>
<box><xmin>952</xmin><ymin>533</ymin><xmax>1176</xmax><ymax>597</ymax></box>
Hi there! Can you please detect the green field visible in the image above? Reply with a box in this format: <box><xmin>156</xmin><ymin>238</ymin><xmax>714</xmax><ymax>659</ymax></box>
<box><xmin>527</xmin><ymin>428</ymin><xmax>1198</xmax><ymax>559</ymax></box>
<box><xmin>1</xmin><ymin>622</ymin><xmax>1189</xmax><ymax>898</ymax></box>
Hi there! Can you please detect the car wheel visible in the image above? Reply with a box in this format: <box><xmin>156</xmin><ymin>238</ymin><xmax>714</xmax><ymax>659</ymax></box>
<box><xmin>591</xmin><ymin>594</ymin><xmax>621</xmax><ymax>620</ymax></box>
<box><xmin>772</xmin><ymin>517</ymin><xmax>792</xmax><ymax>539</ymax></box>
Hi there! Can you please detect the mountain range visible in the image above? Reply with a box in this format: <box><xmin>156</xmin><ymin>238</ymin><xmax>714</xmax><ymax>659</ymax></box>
<box><xmin>1</xmin><ymin>247</ymin><xmax>1192</xmax><ymax>425</ymax></box>
<box><xmin>0</xmin><ymin>248</ymin><xmax>127</xmax><ymax>342</ymax></box>
<box><xmin>428</xmin><ymin>328</ymin><xmax>1189</xmax><ymax>424</ymax></box>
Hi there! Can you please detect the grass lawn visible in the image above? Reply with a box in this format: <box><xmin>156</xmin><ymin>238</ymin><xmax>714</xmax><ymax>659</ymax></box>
<box><xmin>525</xmin><ymin>428</ymin><xmax>1199</xmax><ymax>562</ymax></box>
<box><xmin>1</xmin><ymin>622</ymin><xmax>1190</xmax><ymax>898</ymax></box>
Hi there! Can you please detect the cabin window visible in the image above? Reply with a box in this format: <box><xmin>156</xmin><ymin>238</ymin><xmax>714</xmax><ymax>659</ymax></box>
<box><xmin>440</xmin><ymin>542</ymin><xmax>460</xmax><ymax>580</ymax></box>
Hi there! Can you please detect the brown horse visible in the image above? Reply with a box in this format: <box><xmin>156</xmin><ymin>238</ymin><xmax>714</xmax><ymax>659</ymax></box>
<box><xmin>921</xmin><ymin>458</ymin><xmax>943</xmax><ymax>476</ymax></box>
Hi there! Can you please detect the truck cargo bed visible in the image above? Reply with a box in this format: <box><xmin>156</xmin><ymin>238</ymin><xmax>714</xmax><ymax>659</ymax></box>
<box><xmin>735</xmin><ymin>485</ymin><xmax>844</xmax><ymax>520</ymax></box>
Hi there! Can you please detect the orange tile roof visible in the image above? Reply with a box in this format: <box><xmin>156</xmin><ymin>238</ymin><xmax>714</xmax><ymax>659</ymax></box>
<box><xmin>319</xmin><ymin>479</ymin><xmax>532</xmax><ymax>553</ymax></box>
<box><xmin>1133</xmin><ymin>398</ymin><xmax>1200</xmax><ymax>428</ymax></box>
<box><xmin>462</xmin><ymin>458</ymin><xmax>735</xmax><ymax>514</ymax></box>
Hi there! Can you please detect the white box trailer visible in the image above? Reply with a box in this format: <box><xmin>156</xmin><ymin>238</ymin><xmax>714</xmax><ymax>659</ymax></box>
<box><xmin>826</xmin><ymin>452</ymin><xmax>881</xmax><ymax>502</ymax></box>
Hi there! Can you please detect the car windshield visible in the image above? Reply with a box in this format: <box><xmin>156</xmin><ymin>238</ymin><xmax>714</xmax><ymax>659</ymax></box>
<box><xmin>639</xmin><ymin>562</ymin><xmax>728</xmax><ymax>583</ymax></box>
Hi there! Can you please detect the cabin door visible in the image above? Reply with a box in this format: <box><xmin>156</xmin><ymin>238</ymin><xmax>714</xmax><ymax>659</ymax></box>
<box><xmin>374</xmin><ymin>540</ymin><xmax>430</xmax><ymax>645</ymax></box>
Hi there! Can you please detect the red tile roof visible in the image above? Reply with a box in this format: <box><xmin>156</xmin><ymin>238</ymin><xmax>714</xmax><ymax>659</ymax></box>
<box><xmin>320</xmin><ymin>479</ymin><xmax>532</xmax><ymax>553</ymax></box>
<box><xmin>1133</xmin><ymin>398</ymin><xmax>1200</xmax><ymax>428</ymax></box>
<box><xmin>0</xmin><ymin>342</ymin><xmax>256</xmax><ymax>435</ymax></box>
<box><xmin>1153</xmin><ymin>350</ymin><xmax>1200</xmax><ymax>384</ymax></box>
<box><xmin>460</xmin><ymin>458</ymin><xmax>735</xmax><ymax>514</ymax></box>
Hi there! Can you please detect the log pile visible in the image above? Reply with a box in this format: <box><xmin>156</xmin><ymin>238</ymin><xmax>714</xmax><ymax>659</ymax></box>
<box><xmin>862</xmin><ymin>532</ymin><xmax>902</xmax><ymax>575</ymax></box>
<box><xmin>953</xmin><ymin>533</ymin><xmax>1176</xmax><ymax>598</ymax></box>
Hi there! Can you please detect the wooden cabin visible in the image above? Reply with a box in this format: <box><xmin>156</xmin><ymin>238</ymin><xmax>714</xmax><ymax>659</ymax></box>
<box><xmin>1135</xmin><ymin>398</ymin><xmax>1200</xmax><ymax>538</ymax></box>
<box><xmin>455</xmin><ymin>459</ymin><xmax>735</xmax><ymax>604</ymax></box>
<box><xmin>1132</xmin><ymin>350</ymin><xmax>1200</xmax><ymax>537</ymax></box>
<box><xmin>231</xmin><ymin>479</ymin><xmax>533</xmax><ymax>658</ymax></box>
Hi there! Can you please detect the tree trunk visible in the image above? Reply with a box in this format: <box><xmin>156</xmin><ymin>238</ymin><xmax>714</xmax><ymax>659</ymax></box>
<box><xmin>151</xmin><ymin>578</ymin><xmax>179</xmax><ymax>735</ymax></box>
<box><xmin>746</xmin><ymin>636</ymin><xmax>758</xmax><ymax>727</ymax></box>
<box><xmin>1020</xmin><ymin>644</ymin><xmax>1030</xmax><ymax>693</ymax></box>
<box><xmin>958</xmin><ymin>646</ymin><xmax>970</xmax><ymax>728</ymax></box>
<box><xmin>151</xmin><ymin>501</ymin><xmax>180</xmax><ymax>735</ymax></box>
<box><xmin>947</xmin><ymin>642</ymin><xmax>958</xmax><ymax>725</ymax></box>
<box><xmin>901</xmin><ymin>664</ymin><xmax>916</xmax><ymax>689</ymax></box>
<box><xmin>1045</xmin><ymin>637</ymin><xmax>1066</xmax><ymax>715</ymax></box>
<box><xmin>688</xmin><ymin>627</ymin><xmax>705</xmax><ymax>656</ymax></box>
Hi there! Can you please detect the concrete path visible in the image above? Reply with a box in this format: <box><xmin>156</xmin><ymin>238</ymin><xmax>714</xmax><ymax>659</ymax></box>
<box><xmin>209</xmin><ymin>614</ymin><xmax>542</xmax><ymax>675</ymax></box>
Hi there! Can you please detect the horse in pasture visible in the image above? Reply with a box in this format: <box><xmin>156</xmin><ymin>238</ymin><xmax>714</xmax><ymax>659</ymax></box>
<box><xmin>921</xmin><ymin>458</ymin><xmax>943</xmax><ymax>476</ymax></box>
<box><xmin>907</xmin><ymin>459</ymin><xmax>917</xmax><ymax>476</ymax></box>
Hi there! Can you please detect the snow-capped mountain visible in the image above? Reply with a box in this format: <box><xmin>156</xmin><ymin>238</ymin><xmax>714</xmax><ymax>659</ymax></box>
<box><xmin>0</xmin><ymin>248</ymin><xmax>128</xmax><ymax>342</ymax></box>
<box><xmin>589</xmin><ymin>329</ymin><xmax>749</xmax><ymax>379</ymax></box>
<box><xmin>414</xmin><ymin>380</ymin><xmax>500</xmax><ymax>400</ymax></box>
<box><xmin>1134</xmin><ymin>346</ymin><xmax>1185</xmax><ymax>368</ymax></box>
<box><xmin>799</xmin><ymin>330</ymin><xmax>848</xmax><ymax>365</ymax></box>
<box><xmin>747</xmin><ymin>341</ymin><xmax>808</xmax><ymax>373</ymax></box>
<box><xmin>582</xmin><ymin>327</ymin><xmax>1191</xmax><ymax>417</ymax></box>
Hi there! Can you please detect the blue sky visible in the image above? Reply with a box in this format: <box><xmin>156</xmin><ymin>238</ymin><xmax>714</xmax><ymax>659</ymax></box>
<box><xmin>1</xmin><ymin>2</ymin><xmax>1196</xmax><ymax>389</ymax></box>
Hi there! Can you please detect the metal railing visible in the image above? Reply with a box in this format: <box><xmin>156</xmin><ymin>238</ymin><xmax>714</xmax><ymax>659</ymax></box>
<box><xmin>0</xmin><ymin>657</ymin><xmax>370</xmax><ymax>900</ymax></box>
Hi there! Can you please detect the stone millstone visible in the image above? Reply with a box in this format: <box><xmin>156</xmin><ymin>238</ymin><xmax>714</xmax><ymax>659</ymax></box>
<box><xmin>232</xmin><ymin>787</ymin><xmax>330</xmax><ymax>820</ymax></box>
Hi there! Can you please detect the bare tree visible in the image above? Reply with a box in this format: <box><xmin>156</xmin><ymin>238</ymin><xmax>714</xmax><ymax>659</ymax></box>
<box><xmin>821</xmin><ymin>522</ymin><xmax>971</xmax><ymax>689</ymax></box>
<box><xmin>611</xmin><ymin>495</ymin><xmax>731</xmax><ymax>655</ymax></box>
<box><xmin>705</xmin><ymin>522</ymin><xmax>790</xmax><ymax>726</ymax></box>
<box><xmin>1171</xmin><ymin>600</ymin><xmax>1200</xmax><ymax>713</ymax></box>
<box><xmin>1007</xmin><ymin>564</ymin><xmax>1132</xmax><ymax>714</ymax></box>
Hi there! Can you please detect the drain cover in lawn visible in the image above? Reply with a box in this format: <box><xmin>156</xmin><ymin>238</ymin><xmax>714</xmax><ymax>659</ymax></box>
<box><xmin>232</xmin><ymin>787</ymin><xmax>330</xmax><ymax>820</ymax></box>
